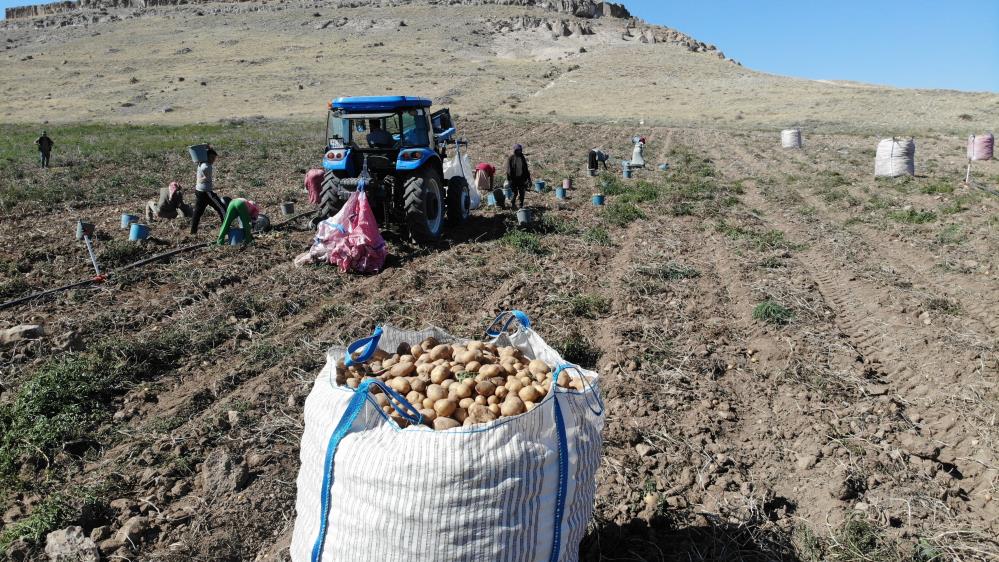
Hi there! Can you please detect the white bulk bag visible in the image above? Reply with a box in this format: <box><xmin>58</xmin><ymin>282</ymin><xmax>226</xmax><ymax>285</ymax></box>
<box><xmin>444</xmin><ymin>150</ymin><xmax>481</xmax><ymax>209</ymax></box>
<box><xmin>875</xmin><ymin>138</ymin><xmax>916</xmax><ymax>178</ymax></box>
<box><xmin>781</xmin><ymin>129</ymin><xmax>802</xmax><ymax>149</ymax></box>
<box><xmin>291</xmin><ymin>311</ymin><xmax>605</xmax><ymax>562</ymax></box>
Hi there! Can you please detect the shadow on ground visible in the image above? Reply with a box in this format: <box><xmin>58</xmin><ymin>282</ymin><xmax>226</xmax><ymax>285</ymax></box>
<box><xmin>580</xmin><ymin>514</ymin><xmax>801</xmax><ymax>562</ymax></box>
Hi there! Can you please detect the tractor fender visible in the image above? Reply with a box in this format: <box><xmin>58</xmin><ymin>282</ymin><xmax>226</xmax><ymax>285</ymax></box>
<box><xmin>396</xmin><ymin>148</ymin><xmax>440</xmax><ymax>173</ymax></box>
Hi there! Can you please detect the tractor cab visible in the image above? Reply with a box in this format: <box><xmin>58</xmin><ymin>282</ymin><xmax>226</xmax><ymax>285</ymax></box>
<box><xmin>315</xmin><ymin>96</ymin><xmax>469</xmax><ymax>242</ymax></box>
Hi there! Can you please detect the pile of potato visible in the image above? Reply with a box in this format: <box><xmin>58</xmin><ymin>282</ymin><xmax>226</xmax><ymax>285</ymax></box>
<box><xmin>335</xmin><ymin>337</ymin><xmax>586</xmax><ymax>430</ymax></box>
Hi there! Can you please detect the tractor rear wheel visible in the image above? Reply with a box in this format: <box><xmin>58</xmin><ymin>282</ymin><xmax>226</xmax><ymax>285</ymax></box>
<box><xmin>312</xmin><ymin>173</ymin><xmax>357</xmax><ymax>228</ymax></box>
<box><xmin>445</xmin><ymin>176</ymin><xmax>471</xmax><ymax>226</ymax></box>
<box><xmin>403</xmin><ymin>169</ymin><xmax>444</xmax><ymax>242</ymax></box>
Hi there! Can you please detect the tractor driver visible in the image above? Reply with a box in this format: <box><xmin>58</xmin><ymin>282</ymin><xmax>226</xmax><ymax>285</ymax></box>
<box><xmin>366</xmin><ymin>120</ymin><xmax>393</xmax><ymax>149</ymax></box>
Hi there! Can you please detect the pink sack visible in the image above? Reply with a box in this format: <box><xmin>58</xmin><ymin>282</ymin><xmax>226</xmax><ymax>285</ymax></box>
<box><xmin>293</xmin><ymin>194</ymin><xmax>358</xmax><ymax>266</ymax></box>
<box><xmin>968</xmin><ymin>133</ymin><xmax>994</xmax><ymax>162</ymax></box>
<box><xmin>327</xmin><ymin>191</ymin><xmax>387</xmax><ymax>274</ymax></box>
<box><xmin>305</xmin><ymin>169</ymin><xmax>324</xmax><ymax>205</ymax></box>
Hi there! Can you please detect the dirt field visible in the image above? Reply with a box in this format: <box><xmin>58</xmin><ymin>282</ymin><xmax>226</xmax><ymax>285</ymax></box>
<box><xmin>2</xmin><ymin>116</ymin><xmax>998</xmax><ymax>560</ymax></box>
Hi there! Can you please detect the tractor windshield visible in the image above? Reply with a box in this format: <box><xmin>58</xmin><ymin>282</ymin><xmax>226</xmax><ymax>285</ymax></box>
<box><xmin>328</xmin><ymin>111</ymin><xmax>406</xmax><ymax>150</ymax></box>
<box><xmin>399</xmin><ymin>109</ymin><xmax>430</xmax><ymax>148</ymax></box>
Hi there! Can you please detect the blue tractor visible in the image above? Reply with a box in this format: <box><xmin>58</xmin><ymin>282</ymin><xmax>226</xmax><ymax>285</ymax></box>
<box><xmin>315</xmin><ymin>96</ymin><xmax>471</xmax><ymax>242</ymax></box>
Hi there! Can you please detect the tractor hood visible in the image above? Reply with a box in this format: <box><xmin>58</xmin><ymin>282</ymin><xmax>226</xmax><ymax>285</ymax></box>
<box><xmin>331</xmin><ymin>96</ymin><xmax>433</xmax><ymax>112</ymax></box>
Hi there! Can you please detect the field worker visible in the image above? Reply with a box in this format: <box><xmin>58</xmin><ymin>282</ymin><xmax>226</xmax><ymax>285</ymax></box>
<box><xmin>217</xmin><ymin>197</ymin><xmax>262</xmax><ymax>245</ymax></box>
<box><xmin>588</xmin><ymin>147</ymin><xmax>609</xmax><ymax>172</ymax></box>
<box><xmin>190</xmin><ymin>148</ymin><xmax>227</xmax><ymax>235</ymax></box>
<box><xmin>146</xmin><ymin>181</ymin><xmax>193</xmax><ymax>222</ymax></box>
<box><xmin>35</xmin><ymin>130</ymin><xmax>54</xmax><ymax>168</ymax></box>
<box><xmin>505</xmin><ymin>144</ymin><xmax>532</xmax><ymax>209</ymax></box>
<box><xmin>631</xmin><ymin>137</ymin><xmax>646</xmax><ymax>169</ymax></box>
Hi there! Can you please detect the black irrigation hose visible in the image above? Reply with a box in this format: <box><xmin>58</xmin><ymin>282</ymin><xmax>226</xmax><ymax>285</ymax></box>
<box><xmin>0</xmin><ymin>210</ymin><xmax>318</xmax><ymax>311</ymax></box>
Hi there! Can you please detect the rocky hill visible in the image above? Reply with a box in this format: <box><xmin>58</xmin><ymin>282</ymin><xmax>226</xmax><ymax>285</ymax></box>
<box><xmin>1</xmin><ymin>0</ymin><xmax>996</xmax><ymax>132</ymax></box>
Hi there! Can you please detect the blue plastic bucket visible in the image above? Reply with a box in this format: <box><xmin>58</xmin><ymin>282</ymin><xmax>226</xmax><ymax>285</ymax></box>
<box><xmin>188</xmin><ymin>143</ymin><xmax>210</xmax><ymax>163</ymax></box>
<box><xmin>534</xmin><ymin>180</ymin><xmax>546</xmax><ymax>192</ymax></box>
<box><xmin>76</xmin><ymin>220</ymin><xmax>95</xmax><ymax>240</ymax></box>
<box><xmin>121</xmin><ymin>213</ymin><xmax>138</xmax><ymax>229</ymax></box>
<box><xmin>588</xmin><ymin>169</ymin><xmax>597</xmax><ymax>177</ymax></box>
<box><xmin>504</xmin><ymin>186</ymin><xmax>514</xmax><ymax>200</ymax></box>
<box><xmin>555</xmin><ymin>187</ymin><xmax>567</xmax><ymax>200</ymax></box>
<box><xmin>227</xmin><ymin>228</ymin><xmax>245</xmax><ymax>245</ymax></box>
<box><xmin>658</xmin><ymin>163</ymin><xmax>670</xmax><ymax>171</ymax></box>
<box><xmin>129</xmin><ymin>223</ymin><xmax>150</xmax><ymax>241</ymax></box>
<box><xmin>592</xmin><ymin>194</ymin><xmax>605</xmax><ymax>206</ymax></box>
<box><xmin>516</xmin><ymin>208</ymin><xmax>533</xmax><ymax>225</ymax></box>
<box><xmin>487</xmin><ymin>192</ymin><xmax>497</xmax><ymax>206</ymax></box>
<box><xmin>623</xmin><ymin>168</ymin><xmax>633</xmax><ymax>179</ymax></box>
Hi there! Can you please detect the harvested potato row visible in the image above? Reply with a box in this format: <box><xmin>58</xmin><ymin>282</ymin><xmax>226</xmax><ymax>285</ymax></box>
<box><xmin>334</xmin><ymin>337</ymin><xmax>587</xmax><ymax>430</ymax></box>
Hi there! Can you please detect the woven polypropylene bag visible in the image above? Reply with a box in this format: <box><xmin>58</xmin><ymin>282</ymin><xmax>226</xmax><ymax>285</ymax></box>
<box><xmin>968</xmin><ymin>133</ymin><xmax>994</xmax><ymax>162</ymax></box>
<box><xmin>290</xmin><ymin>313</ymin><xmax>605</xmax><ymax>562</ymax></box>
<box><xmin>781</xmin><ymin>129</ymin><xmax>802</xmax><ymax>149</ymax></box>
<box><xmin>875</xmin><ymin>138</ymin><xmax>915</xmax><ymax>178</ymax></box>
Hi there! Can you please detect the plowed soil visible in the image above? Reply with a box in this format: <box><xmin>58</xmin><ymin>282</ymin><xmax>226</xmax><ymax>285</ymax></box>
<box><xmin>2</xmin><ymin>119</ymin><xmax>998</xmax><ymax>561</ymax></box>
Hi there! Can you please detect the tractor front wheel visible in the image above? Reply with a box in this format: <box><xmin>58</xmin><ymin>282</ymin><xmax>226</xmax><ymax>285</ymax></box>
<box><xmin>446</xmin><ymin>176</ymin><xmax>471</xmax><ymax>226</ymax></box>
<box><xmin>403</xmin><ymin>169</ymin><xmax>444</xmax><ymax>242</ymax></box>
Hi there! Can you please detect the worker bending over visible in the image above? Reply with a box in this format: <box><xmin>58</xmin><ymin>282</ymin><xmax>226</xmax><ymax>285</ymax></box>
<box><xmin>217</xmin><ymin>198</ymin><xmax>262</xmax><ymax>245</ymax></box>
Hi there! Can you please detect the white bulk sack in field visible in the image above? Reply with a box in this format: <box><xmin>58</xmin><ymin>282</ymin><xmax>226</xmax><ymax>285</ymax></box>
<box><xmin>781</xmin><ymin>128</ymin><xmax>802</xmax><ymax>148</ymax></box>
<box><xmin>444</xmin><ymin>151</ymin><xmax>481</xmax><ymax>209</ymax></box>
<box><xmin>291</xmin><ymin>311</ymin><xmax>605</xmax><ymax>562</ymax></box>
<box><xmin>968</xmin><ymin>133</ymin><xmax>994</xmax><ymax>161</ymax></box>
<box><xmin>875</xmin><ymin>138</ymin><xmax>915</xmax><ymax>178</ymax></box>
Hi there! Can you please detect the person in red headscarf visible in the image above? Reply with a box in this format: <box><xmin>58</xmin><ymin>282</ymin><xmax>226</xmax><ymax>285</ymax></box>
<box><xmin>146</xmin><ymin>181</ymin><xmax>193</xmax><ymax>222</ymax></box>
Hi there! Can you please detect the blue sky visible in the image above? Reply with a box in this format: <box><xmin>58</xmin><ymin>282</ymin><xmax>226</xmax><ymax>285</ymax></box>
<box><xmin>1</xmin><ymin>0</ymin><xmax>997</xmax><ymax>91</ymax></box>
<box><xmin>626</xmin><ymin>0</ymin><xmax>999</xmax><ymax>92</ymax></box>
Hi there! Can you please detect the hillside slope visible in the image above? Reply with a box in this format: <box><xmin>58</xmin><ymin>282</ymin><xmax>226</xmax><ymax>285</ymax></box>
<box><xmin>1</xmin><ymin>0</ymin><xmax>997</xmax><ymax>132</ymax></box>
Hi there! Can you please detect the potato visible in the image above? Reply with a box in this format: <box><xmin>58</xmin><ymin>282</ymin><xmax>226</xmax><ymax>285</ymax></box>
<box><xmin>382</xmin><ymin>356</ymin><xmax>398</xmax><ymax>369</ymax></box>
<box><xmin>459</xmin><ymin>397</ymin><xmax>475</xmax><ymax>409</ymax></box>
<box><xmin>501</xmin><ymin>395</ymin><xmax>527</xmax><ymax>417</ymax></box>
<box><xmin>419</xmin><ymin>408</ymin><xmax>437</xmax><ymax>423</ymax></box>
<box><xmin>488</xmin><ymin>404</ymin><xmax>501</xmax><ymax>416</ymax></box>
<box><xmin>390</xmin><ymin>413</ymin><xmax>410</xmax><ymax>429</ymax></box>
<box><xmin>506</xmin><ymin>378</ymin><xmax>524</xmax><ymax>393</ymax></box>
<box><xmin>453</xmin><ymin>407</ymin><xmax>468</xmax><ymax>423</ymax></box>
<box><xmin>450</xmin><ymin>381</ymin><xmax>473</xmax><ymax>399</ymax></box>
<box><xmin>406</xmin><ymin>391</ymin><xmax>425</xmax><ymax>406</ymax></box>
<box><xmin>478</xmin><ymin>364</ymin><xmax>502</xmax><ymax>378</ymax></box>
<box><xmin>410</xmin><ymin>344</ymin><xmax>424</xmax><ymax>359</ymax></box>
<box><xmin>416</xmin><ymin>362</ymin><xmax>434</xmax><ymax>376</ymax></box>
<box><xmin>421</xmin><ymin>337</ymin><xmax>439</xmax><ymax>349</ymax></box>
<box><xmin>524</xmin><ymin>401</ymin><xmax>536</xmax><ymax>412</ymax></box>
<box><xmin>528</xmin><ymin>359</ymin><xmax>550</xmax><ymax>377</ymax></box>
<box><xmin>486</xmin><ymin>395</ymin><xmax>499</xmax><ymax>406</ymax></box>
<box><xmin>498</xmin><ymin>346</ymin><xmax>517</xmax><ymax>357</ymax></box>
<box><xmin>430</xmin><ymin>364</ymin><xmax>452</xmax><ymax>384</ymax></box>
<box><xmin>468</xmin><ymin>403</ymin><xmax>497</xmax><ymax>424</ymax></box>
<box><xmin>396</xmin><ymin>342</ymin><xmax>412</xmax><ymax>356</ymax></box>
<box><xmin>542</xmin><ymin>380</ymin><xmax>552</xmax><ymax>392</ymax></box>
<box><xmin>465</xmin><ymin>361</ymin><xmax>482</xmax><ymax>372</ymax></box>
<box><xmin>411</xmin><ymin>377</ymin><xmax>429</xmax><ymax>393</ymax></box>
<box><xmin>390</xmin><ymin>362</ymin><xmax>416</xmax><ymax>378</ymax></box>
<box><xmin>475</xmin><ymin>380</ymin><xmax>496</xmax><ymax>397</ymax></box>
<box><xmin>399</xmin><ymin>354</ymin><xmax>415</xmax><ymax>364</ymax></box>
<box><xmin>483</xmin><ymin>343</ymin><xmax>499</xmax><ymax>355</ymax></box>
<box><xmin>456</xmin><ymin>350</ymin><xmax>482</xmax><ymax>365</ymax></box>
<box><xmin>519</xmin><ymin>385</ymin><xmax>542</xmax><ymax>403</ymax></box>
<box><xmin>434</xmin><ymin>399</ymin><xmax>457</xmax><ymax>418</ymax></box>
<box><xmin>373</xmin><ymin>349</ymin><xmax>391</xmax><ymax>361</ymax></box>
<box><xmin>434</xmin><ymin>417</ymin><xmax>461</xmax><ymax>431</ymax></box>
<box><xmin>422</xmin><ymin>397</ymin><xmax>435</xmax><ymax>410</ymax></box>
<box><xmin>442</xmin><ymin>379</ymin><xmax>454</xmax><ymax>389</ymax></box>
<box><xmin>387</xmin><ymin>377</ymin><xmax>411</xmax><ymax>394</ymax></box>
<box><xmin>429</xmin><ymin>344</ymin><xmax>452</xmax><ymax>361</ymax></box>
<box><xmin>495</xmin><ymin>386</ymin><xmax>509</xmax><ymax>400</ymax></box>
<box><xmin>499</xmin><ymin>361</ymin><xmax>518</xmax><ymax>376</ymax></box>
<box><xmin>347</xmin><ymin>377</ymin><xmax>360</xmax><ymax>389</ymax></box>
<box><xmin>374</xmin><ymin>393</ymin><xmax>389</xmax><ymax>408</ymax></box>
<box><xmin>335</xmin><ymin>371</ymin><xmax>348</xmax><ymax>385</ymax></box>
<box><xmin>426</xmin><ymin>384</ymin><xmax>448</xmax><ymax>402</ymax></box>
<box><xmin>474</xmin><ymin>395</ymin><xmax>487</xmax><ymax>406</ymax></box>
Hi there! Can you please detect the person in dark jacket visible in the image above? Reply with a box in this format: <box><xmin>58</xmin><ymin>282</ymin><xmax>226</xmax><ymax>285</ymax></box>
<box><xmin>146</xmin><ymin>182</ymin><xmax>193</xmax><ymax>222</ymax></box>
<box><xmin>35</xmin><ymin>131</ymin><xmax>54</xmax><ymax>168</ymax></box>
<box><xmin>505</xmin><ymin>144</ymin><xmax>531</xmax><ymax>209</ymax></box>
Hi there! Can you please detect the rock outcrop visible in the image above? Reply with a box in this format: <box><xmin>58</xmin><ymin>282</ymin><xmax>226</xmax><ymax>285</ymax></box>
<box><xmin>4</xmin><ymin>1</ymin><xmax>75</xmax><ymax>20</ymax></box>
